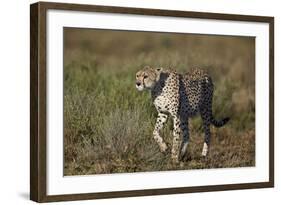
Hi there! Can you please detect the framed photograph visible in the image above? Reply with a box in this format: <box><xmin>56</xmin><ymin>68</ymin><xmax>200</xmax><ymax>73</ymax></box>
<box><xmin>30</xmin><ymin>1</ymin><xmax>274</xmax><ymax>202</ymax></box>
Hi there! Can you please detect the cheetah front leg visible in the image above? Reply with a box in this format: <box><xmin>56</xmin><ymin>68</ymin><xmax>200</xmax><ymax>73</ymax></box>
<box><xmin>171</xmin><ymin>116</ymin><xmax>181</xmax><ymax>163</ymax></box>
<box><xmin>153</xmin><ymin>113</ymin><xmax>168</xmax><ymax>153</ymax></box>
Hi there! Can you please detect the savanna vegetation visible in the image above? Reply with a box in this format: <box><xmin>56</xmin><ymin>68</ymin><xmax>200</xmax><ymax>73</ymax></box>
<box><xmin>63</xmin><ymin>28</ymin><xmax>255</xmax><ymax>175</ymax></box>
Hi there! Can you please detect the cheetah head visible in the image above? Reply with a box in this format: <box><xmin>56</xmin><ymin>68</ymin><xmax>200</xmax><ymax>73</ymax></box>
<box><xmin>135</xmin><ymin>66</ymin><xmax>163</xmax><ymax>91</ymax></box>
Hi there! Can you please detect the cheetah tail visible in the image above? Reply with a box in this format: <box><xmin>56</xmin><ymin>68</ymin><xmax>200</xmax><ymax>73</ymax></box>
<box><xmin>211</xmin><ymin>117</ymin><xmax>230</xmax><ymax>127</ymax></box>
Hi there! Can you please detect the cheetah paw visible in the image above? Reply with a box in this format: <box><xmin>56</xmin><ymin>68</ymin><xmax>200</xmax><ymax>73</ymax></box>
<box><xmin>160</xmin><ymin>143</ymin><xmax>168</xmax><ymax>153</ymax></box>
<box><xmin>201</xmin><ymin>142</ymin><xmax>209</xmax><ymax>157</ymax></box>
<box><xmin>171</xmin><ymin>154</ymin><xmax>180</xmax><ymax>164</ymax></box>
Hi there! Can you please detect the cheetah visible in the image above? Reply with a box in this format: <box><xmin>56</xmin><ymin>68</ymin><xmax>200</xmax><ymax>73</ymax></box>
<box><xmin>135</xmin><ymin>66</ymin><xmax>230</xmax><ymax>162</ymax></box>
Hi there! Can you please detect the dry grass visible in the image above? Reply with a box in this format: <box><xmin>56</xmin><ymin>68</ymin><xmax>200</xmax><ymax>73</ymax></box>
<box><xmin>63</xmin><ymin>28</ymin><xmax>255</xmax><ymax>175</ymax></box>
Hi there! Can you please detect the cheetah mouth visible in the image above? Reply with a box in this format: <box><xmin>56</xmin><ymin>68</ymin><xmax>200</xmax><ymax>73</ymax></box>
<box><xmin>136</xmin><ymin>84</ymin><xmax>144</xmax><ymax>91</ymax></box>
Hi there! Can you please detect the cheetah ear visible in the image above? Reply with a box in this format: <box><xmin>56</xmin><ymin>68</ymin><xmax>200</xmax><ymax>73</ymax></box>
<box><xmin>156</xmin><ymin>67</ymin><xmax>163</xmax><ymax>72</ymax></box>
<box><xmin>143</xmin><ymin>65</ymin><xmax>151</xmax><ymax>69</ymax></box>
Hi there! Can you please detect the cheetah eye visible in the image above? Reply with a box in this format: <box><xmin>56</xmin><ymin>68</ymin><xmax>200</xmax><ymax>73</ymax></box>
<box><xmin>144</xmin><ymin>75</ymin><xmax>148</xmax><ymax>79</ymax></box>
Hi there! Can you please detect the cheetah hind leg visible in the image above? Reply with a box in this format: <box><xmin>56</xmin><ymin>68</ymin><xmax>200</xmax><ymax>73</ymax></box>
<box><xmin>178</xmin><ymin>119</ymin><xmax>189</xmax><ymax>161</ymax></box>
<box><xmin>179</xmin><ymin>142</ymin><xmax>189</xmax><ymax>161</ymax></box>
<box><xmin>201</xmin><ymin>123</ymin><xmax>210</xmax><ymax>157</ymax></box>
<box><xmin>200</xmin><ymin>109</ymin><xmax>211</xmax><ymax>157</ymax></box>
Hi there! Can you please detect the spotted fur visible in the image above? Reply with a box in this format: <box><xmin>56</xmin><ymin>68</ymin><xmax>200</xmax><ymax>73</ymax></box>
<box><xmin>135</xmin><ymin>66</ymin><xmax>230</xmax><ymax>162</ymax></box>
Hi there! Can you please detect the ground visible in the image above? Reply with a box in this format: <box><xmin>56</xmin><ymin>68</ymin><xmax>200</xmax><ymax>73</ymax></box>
<box><xmin>63</xmin><ymin>28</ymin><xmax>255</xmax><ymax>175</ymax></box>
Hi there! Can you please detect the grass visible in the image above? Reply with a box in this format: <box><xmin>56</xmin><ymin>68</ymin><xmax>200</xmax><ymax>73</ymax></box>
<box><xmin>63</xmin><ymin>28</ymin><xmax>255</xmax><ymax>175</ymax></box>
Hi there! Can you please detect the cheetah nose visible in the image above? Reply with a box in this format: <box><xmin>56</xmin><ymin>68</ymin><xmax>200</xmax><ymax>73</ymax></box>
<box><xmin>136</xmin><ymin>82</ymin><xmax>141</xmax><ymax>86</ymax></box>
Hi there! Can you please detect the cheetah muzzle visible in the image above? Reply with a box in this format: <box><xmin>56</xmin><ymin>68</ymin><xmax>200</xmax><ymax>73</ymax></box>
<box><xmin>135</xmin><ymin>66</ymin><xmax>230</xmax><ymax>163</ymax></box>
